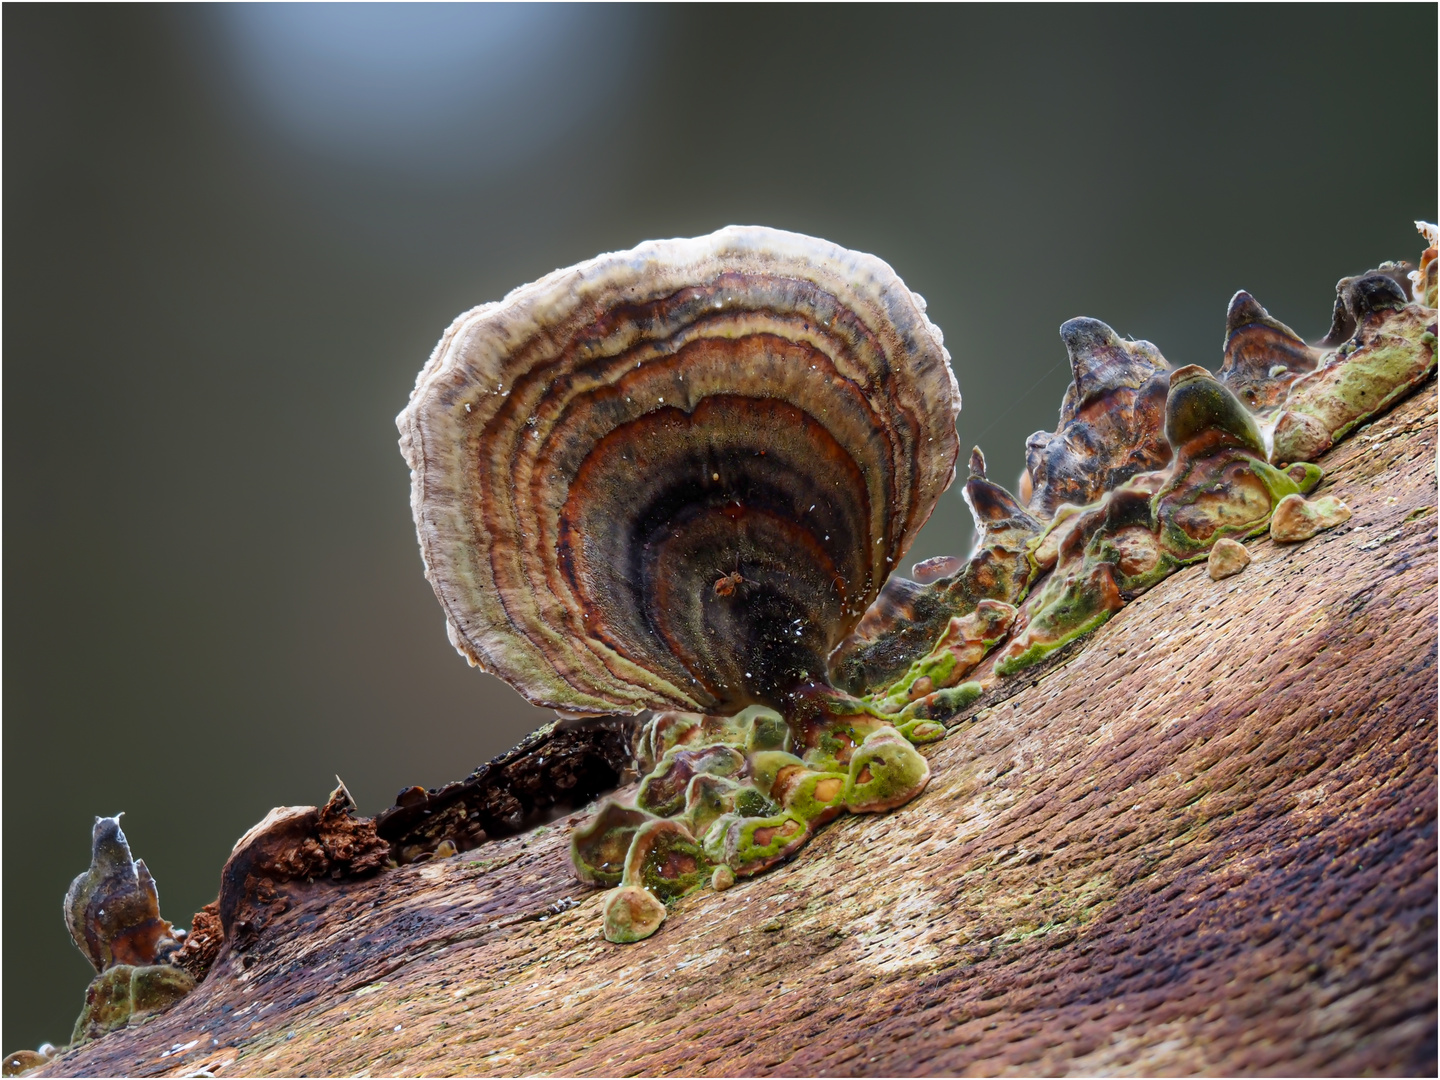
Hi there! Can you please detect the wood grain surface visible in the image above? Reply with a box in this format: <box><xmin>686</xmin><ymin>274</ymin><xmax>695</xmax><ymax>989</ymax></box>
<box><xmin>39</xmin><ymin>383</ymin><xmax>1437</xmax><ymax>1078</ymax></box>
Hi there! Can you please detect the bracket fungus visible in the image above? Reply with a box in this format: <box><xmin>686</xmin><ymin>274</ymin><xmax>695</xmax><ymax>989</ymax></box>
<box><xmin>390</xmin><ymin>220</ymin><xmax>1436</xmax><ymax>946</ymax></box>
<box><xmin>398</xmin><ymin>225</ymin><xmax>959</xmax><ymax>719</ymax></box>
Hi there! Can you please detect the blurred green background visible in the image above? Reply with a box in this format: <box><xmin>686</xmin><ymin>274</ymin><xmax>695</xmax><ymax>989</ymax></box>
<box><xmin>5</xmin><ymin>2</ymin><xmax>1435</xmax><ymax>1051</ymax></box>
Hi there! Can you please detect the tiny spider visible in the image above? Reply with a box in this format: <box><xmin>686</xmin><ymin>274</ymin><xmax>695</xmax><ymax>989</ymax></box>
<box><xmin>713</xmin><ymin>557</ymin><xmax>749</xmax><ymax>598</ymax></box>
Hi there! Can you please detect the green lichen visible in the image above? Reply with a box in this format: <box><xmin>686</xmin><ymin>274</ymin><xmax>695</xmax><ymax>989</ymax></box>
<box><xmin>890</xmin><ymin>685</ymin><xmax>982</xmax><ymax>729</ymax></box>
<box><xmin>70</xmin><ymin>964</ymin><xmax>195</xmax><ymax>1046</ymax></box>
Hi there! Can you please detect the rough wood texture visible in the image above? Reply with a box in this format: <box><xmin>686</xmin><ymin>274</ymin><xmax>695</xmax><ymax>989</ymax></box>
<box><xmin>39</xmin><ymin>385</ymin><xmax>1437</xmax><ymax>1078</ymax></box>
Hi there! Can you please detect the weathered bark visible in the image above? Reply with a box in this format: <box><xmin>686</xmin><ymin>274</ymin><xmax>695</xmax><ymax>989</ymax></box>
<box><xmin>37</xmin><ymin>385</ymin><xmax>1437</xmax><ymax>1078</ymax></box>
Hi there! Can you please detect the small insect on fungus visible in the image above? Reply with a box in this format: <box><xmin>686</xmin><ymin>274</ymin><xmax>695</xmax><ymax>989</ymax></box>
<box><xmin>713</xmin><ymin>556</ymin><xmax>748</xmax><ymax>598</ymax></box>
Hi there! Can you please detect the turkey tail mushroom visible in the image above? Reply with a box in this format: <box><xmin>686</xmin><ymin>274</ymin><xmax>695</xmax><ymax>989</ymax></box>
<box><xmin>398</xmin><ymin>226</ymin><xmax>961</xmax><ymax>719</ymax></box>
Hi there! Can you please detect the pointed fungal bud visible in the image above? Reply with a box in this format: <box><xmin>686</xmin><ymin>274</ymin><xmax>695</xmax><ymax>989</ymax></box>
<box><xmin>968</xmin><ymin>446</ymin><xmax>987</xmax><ymax>479</ymax></box>
<box><xmin>64</xmin><ymin>815</ymin><xmax>181</xmax><ymax>974</ymax></box>
<box><xmin>1058</xmin><ymin>318</ymin><xmax>1169</xmax><ymax>407</ymax></box>
<box><xmin>1025</xmin><ymin>318</ymin><xmax>1172</xmax><ymax>517</ymax></box>
<box><xmin>1164</xmin><ymin>365</ymin><xmax>1265</xmax><ymax>457</ymax></box>
<box><xmin>1347</xmin><ymin>273</ymin><xmax>1409</xmax><ymax>319</ymax></box>
<box><xmin>1320</xmin><ymin>268</ymin><xmax>1416</xmax><ymax>346</ymax></box>
<box><xmin>1219</xmin><ymin>290</ymin><xmax>1320</xmax><ymax>412</ymax></box>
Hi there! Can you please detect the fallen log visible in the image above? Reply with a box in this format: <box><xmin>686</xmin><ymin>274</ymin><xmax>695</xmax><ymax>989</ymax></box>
<box><xmin>29</xmin><ymin>377</ymin><xmax>1436</xmax><ymax>1077</ymax></box>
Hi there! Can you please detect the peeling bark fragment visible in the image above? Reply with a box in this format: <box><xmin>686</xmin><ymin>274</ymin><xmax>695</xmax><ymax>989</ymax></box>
<box><xmin>218</xmin><ymin>782</ymin><xmax>389</xmax><ymax>947</ymax></box>
<box><xmin>374</xmin><ymin>714</ymin><xmax>640</xmax><ymax>862</ymax></box>
<box><xmin>169</xmin><ymin>902</ymin><xmax>222</xmax><ymax>983</ymax></box>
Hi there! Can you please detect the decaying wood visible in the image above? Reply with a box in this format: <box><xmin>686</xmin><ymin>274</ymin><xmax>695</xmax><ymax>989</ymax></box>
<box><xmin>37</xmin><ymin>385</ymin><xmax>1437</xmax><ymax>1078</ymax></box>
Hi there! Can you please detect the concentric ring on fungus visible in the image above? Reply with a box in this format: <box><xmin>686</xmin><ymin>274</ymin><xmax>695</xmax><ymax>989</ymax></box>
<box><xmin>398</xmin><ymin>226</ymin><xmax>961</xmax><ymax>717</ymax></box>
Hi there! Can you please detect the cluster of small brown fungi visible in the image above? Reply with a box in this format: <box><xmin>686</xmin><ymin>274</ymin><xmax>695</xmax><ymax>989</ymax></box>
<box><xmin>10</xmin><ymin>221</ymin><xmax>1434</xmax><ymax>1073</ymax></box>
